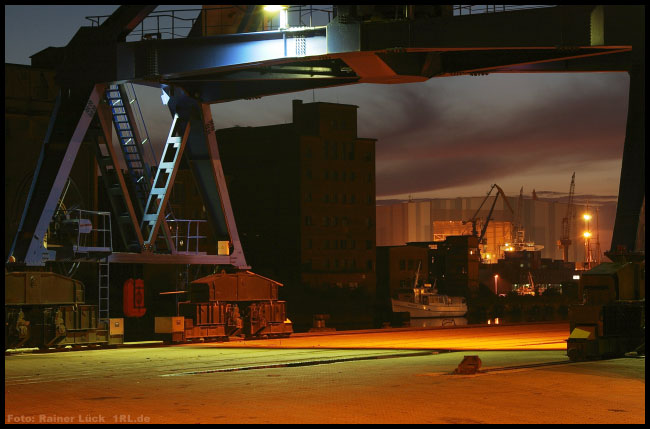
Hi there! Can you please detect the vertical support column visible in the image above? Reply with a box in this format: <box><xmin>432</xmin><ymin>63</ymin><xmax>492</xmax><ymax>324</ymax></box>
<box><xmin>610</xmin><ymin>64</ymin><xmax>645</xmax><ymax>255</ymax></box>
<box><xmin>201</xmin><ymin>104</ymin><xmax>249</xmax><ymax>269</ymax></box>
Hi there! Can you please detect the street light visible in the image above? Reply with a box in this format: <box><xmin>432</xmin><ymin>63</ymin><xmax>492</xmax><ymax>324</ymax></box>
<box><xmin>494</xmin><ymin>274</ymin><xmax>499</xmax><ymax>295</ymax></box>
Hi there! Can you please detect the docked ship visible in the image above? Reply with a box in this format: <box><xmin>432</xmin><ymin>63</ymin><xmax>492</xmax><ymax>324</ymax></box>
<box><xmin>391</xmin><ymin>263</ymin><xmax>468</xmax><ymax>318</ymax></box>
<box><xmin>391</xmin><ymin>286</ymin><xmax>468</xmax><ymax>318</ymax></box>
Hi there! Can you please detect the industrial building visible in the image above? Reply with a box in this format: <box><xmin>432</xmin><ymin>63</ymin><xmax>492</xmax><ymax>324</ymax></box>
<box><xmin>377</xmin><ymin>196</ymin><xmax>592</xmax><ymax>265</ymax></box>
<box><xmin>216</xmin><ymin>100</ymin><xmax>377</xmax><ymax>297</ymax></box>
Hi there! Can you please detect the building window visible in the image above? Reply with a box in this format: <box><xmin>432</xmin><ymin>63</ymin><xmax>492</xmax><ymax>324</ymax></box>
<box><xmin>341</xmin><ymin>239</ymin><xmax>347</xmax><ymax>249</ymax></box>
<box><xmin>305</xmin><ymin>192</ymin><xmax>312</xmax><ymax>202</ymax></box>
<box><xmin>408</xmin><ymin>259</ymin><xmax>414</xmax><ymax>270</ymax></box>
<box><xmin>350</xmin><ymin>240</ymin><xmax>356</xmax><ymax>249</ymax></box>
<box><xmin>399</xmin><ymin>260</ymin><xmax>406</xmax><ymax>270</ymax></box>
<box><xmin>305</xmin><ymin>216</ymin><xmax>312</xmax><ymax>226</ymax></box>
<box><xmin>350</xmin><ymin>171</ymin><xmax>356</xmax><ymax>181</ymax></box>
<box><xmin>367</xmin><ymin>260</ymin><xmax>373</xmax><ymax>271</ymax></box>
<box><xmin>366</xmin><ymin>240</ymin><xmax>373</xmax><ymax>249</ymax></box>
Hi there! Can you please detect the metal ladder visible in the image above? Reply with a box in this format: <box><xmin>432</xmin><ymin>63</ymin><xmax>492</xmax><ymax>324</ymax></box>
<box><xmin>98</xmin><ymin>258</ymin><xmax>110</xmax><ymax>322</ymax></box>
<box><xmin>141</xmin><ymin>116</ymin><xmax>185</xmax><ymax>250</ymax></box>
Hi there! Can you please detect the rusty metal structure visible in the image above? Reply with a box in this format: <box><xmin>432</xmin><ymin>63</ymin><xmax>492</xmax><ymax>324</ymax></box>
<box><xmin>5</xmin><ymin>5</ymin><xmax>644</xmax><ymax>352</ymax></box>
<box><xmin>5</xmin><ymin>271</ymin><xmax>124</xmax><ymax>349</ymax></box>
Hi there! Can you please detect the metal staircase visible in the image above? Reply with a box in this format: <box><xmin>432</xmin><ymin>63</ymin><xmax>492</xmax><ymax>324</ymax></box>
<box><xmin>105</xmin><ymin>84</ymin><xmax>152</xmax><ymax>209</ymax></box>
<box><xmin>104</xmin><ymin>84</ymin><xmax>177</xmax><ymax>253</ymax></box>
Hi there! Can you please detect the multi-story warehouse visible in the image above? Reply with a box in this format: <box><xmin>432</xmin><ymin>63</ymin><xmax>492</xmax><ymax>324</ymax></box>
<box><xmin>377</xmin><ymin>197</ymin><xmax>590</xmax><ymax>264</ymax></box>
<box><xmin>216</xmin><ymin>100</ymin><xmax>377</xmax><ymax>296</ymax></box>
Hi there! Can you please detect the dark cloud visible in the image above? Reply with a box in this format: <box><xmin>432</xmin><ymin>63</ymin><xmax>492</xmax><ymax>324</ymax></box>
<box><xmin>373</xmin><ymin>73</ymin><xmax>628</xmax><ymax>196</ymax></box>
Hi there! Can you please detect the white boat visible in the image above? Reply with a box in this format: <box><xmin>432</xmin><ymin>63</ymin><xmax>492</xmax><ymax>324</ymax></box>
<box><xmin>391</xmin><ymin>290</ymin><xmax>468</xmax><ymax>318</ymax></box>
<box><xmin>391</xmin><ymin>263</ymin><xmax>468</xmax><ymax>318</ymax></box>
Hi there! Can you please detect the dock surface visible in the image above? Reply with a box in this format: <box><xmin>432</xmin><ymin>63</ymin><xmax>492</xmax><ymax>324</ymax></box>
<box><xmin>5</xmin><ymin>322</ymin><xmax>645</xmax><ymax>424</ymax></box>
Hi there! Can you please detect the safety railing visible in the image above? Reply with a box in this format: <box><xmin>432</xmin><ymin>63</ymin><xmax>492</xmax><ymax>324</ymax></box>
<box><xmin>167</xmin><ymin>219</ymin><xmax>208</xmax><ymax>254</ymax></box>
<box><xmin>59</xmin><ymin>209</ymin><xmax>113</xmax><ymax>255</ymax></box>
<box><xmin>86</xmin><ymin>6</ymin><xmax>334</xmax><ymax>42</ymax></box>
<box><xmin>453</xmin><ymin>5</ymin><xmax>555</xmax><ymax>16</ymax></box>
<box><xmin>86</xmin><ymin>5</ymin><xmax>556</xmax><ymax>42</ymax></box>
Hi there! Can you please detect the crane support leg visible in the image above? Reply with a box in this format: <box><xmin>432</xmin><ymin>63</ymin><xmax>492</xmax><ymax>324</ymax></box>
<box><xmin>10</xmin><ymin>84</ymin><xmax>105</xmax><ymax>266</ymax></box>
<box><xmin>610</xmin><ymin>65</ymin><xmax>645</xmax><ymax>255</ymax></box>
<box><xmin>165</xmin><ymin>87</ymin><xmax>249</xmax><ymax>269</ymax></box>
<box><xmin>200</xmin><ymin>104</ymin><xmax>248</xmax><ymax>269</ymax></box>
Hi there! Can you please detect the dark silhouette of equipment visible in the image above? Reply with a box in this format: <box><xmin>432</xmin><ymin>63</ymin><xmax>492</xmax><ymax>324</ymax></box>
<box><xmin>558</xmin><ymin>172</ymin><xmax>576</xmax><ymax>263</ymax></box>
<box><xmin>567</xmin><ymin>261</ymin><xmax>645</xmax><ymax>361</ymax></box>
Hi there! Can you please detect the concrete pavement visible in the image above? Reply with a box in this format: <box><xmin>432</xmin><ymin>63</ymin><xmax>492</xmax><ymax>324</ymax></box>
<box><xmin>5</xmin><ymin>323</ymin><xmax>645</xmax><ymax>424</ymax></box>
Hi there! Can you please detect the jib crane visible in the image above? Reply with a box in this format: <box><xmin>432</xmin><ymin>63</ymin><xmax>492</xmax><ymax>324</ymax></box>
<box><xmin>463</xmin><ymin>184</ymin><xmax>514</xmax><ymax>261</ymax></box>
<box><xmin>558</xmin><ymin>172</ymin><xmax>576</xmax><ymax>263</ymax></box>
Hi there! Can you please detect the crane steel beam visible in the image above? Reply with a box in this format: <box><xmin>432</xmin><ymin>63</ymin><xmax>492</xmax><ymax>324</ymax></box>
<box><xmin>10</xmin><ymin>84</ymin><xmax>105</xmax><ymax>265</ymax></box>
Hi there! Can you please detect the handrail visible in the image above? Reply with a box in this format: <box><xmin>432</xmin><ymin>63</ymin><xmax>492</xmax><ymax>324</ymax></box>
<box><xmin>86</xmin><ymin>5</ymin><xmax>557</xmax><ymax>42</ymax></box>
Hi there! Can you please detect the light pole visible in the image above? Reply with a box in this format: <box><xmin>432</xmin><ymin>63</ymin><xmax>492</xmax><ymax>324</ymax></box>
<box><xmin>583</xmin><ymin>212</ymin><xmax>592</xmax><ymax>269</ymax></box>
<box><xmin>494</xmin><ymin>274</ymin><xmax>498</xmax><ymax>295</ymax></box>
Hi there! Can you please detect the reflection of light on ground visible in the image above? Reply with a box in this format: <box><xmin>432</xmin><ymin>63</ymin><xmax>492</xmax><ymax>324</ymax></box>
<box><xmin>193</xmin><ymin>322</ymin><xmax>569</xmax><ymax>351</ymax></box>
<box><xmin>409</xmin><ymin>317</ymin><xmax>467</xmax><ymax>328</ymax></box>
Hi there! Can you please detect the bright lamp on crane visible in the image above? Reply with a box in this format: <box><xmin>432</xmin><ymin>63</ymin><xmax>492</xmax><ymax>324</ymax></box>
<box><xmin>264</xmin><ymin>5</ymin><xmax>289</xmax><ymax>29</ymax></box>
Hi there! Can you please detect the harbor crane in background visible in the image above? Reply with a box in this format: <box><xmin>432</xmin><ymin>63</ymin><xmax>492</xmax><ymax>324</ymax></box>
<box><xmin>463</xmin><ymin>184</ymin><xmax>514</xmax><ymax>261</ymax></box>
<box><xmin>558</xmin><ymin>172</ymin><xmax>576</xmax><ymax>263</ymax></box>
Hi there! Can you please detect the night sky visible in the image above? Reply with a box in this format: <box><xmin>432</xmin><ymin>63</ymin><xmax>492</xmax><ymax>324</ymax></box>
<box><xmin>5</xmin><ymin>5</ymin><xmax>629</xmax><ymax>252</ymax></box>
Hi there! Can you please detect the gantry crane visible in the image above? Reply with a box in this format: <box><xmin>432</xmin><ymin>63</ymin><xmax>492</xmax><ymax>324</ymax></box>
<box><xmin>558</xmin><ymin>172</ymin><xmax>576</xmax><ymax>263</ymax></box>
